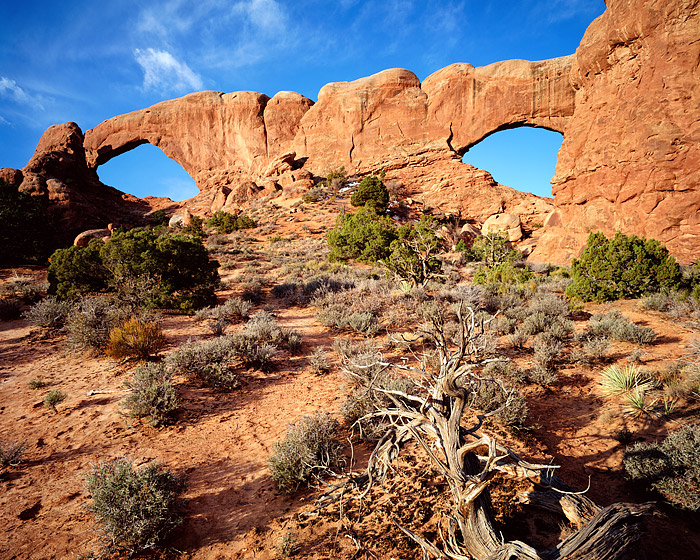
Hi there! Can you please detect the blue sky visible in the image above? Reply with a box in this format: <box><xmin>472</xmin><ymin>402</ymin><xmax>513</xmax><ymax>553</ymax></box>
<box><xmin>0</xmin><ymin>0</ymin><xmax>605</xmax><ymax>200</ymax></box>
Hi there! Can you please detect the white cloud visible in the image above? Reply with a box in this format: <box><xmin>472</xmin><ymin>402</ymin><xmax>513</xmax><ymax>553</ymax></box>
<box><xmin>238</xmin><ymin>0</ymin><xmax>286</xmax><ymax>33</ymax></box>
<box><xmin>0</xmin><ymin>114</ymin><xmax>11</xmax><ymax>126</ymax></box>
<box><xmin>134</xmin><ymin>49</ymin><xmax>204</xmax><ymax>93</ymax></box>
<box><xmin>0</xmin><ymin>77</ymin><xmax>46</xmax><ymax>111</ymax></box>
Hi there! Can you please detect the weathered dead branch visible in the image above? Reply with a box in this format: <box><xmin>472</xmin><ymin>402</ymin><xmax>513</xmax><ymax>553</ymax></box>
<box><xmin>320</xmin><ymin>303</ymin><xmax>650</xmax><ymax>560</ymax></box>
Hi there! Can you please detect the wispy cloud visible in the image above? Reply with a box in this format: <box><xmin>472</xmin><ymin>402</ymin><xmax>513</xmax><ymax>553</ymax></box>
<box><xmin>134</xmin><ymin>49</ymin><xmax>204</xmax><ymax>94</ymax></box>
<box><xmin>0</xmin><ymin>77</ymin><xmax>46</xmax><ymax>111</ymax></box>
<box><xmin>540</xmin><ymin>0</ymin><xmax>604</xmax><ymax>24</ymax></box>
<box><xmin>233</xmin><ymin>0</ymin><xmax>286</xmax><ymax>33</ymax></box>
<box><xmin>0</xmin><ymin>115</ymin><xmax>11</xmax><ymax>126</ymax></box>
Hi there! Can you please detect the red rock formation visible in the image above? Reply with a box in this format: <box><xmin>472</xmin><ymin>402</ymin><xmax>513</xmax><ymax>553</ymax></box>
<box><xmin>530</xmin><ymin>0</ymin><xmax>700</xmax><ymax>263</ymax></box>
<box><xmin>2</xmin><ymin>123</ymin><xmax>150</xmax><ymax>242</ymax></box>
<box><xmin>3</xmin><ymin>0</ymin><xmax>698</xmax><ymax>262</ymax></box>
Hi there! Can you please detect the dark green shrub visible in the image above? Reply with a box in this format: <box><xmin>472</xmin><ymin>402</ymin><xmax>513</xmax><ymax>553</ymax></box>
<box><xmin>0</xmin><ymin>178</ymin><xmax>53</xmax><ymax>265</ymax></box>
<box><xmin>327</xmin><ymin>206</ymin><xmax>397</xmax><ymax>263</ymax></box>
<box><xmin>148</xmin><ymin>210</ymin><xmax>169</xmax><ymax>227</ymax></box>
<box><xmin>350</xmin><ymin>175</ymin><xmax>389</xmax><ymax>213</ymax></box>
<box><xmin>105</xmin><ymin>317</ymin><xmax>166</xmax><ymax>360</ymax></box>
<box><xmin>267</xmin><ymin>412</ymin><xmax>344</xmax><ymax>493</ymax></box>
<box><xmin>48</xmin><ymin>228</ymin><xmax>219</xmax><ymax>311</ymax></box>
<box><xmin>473</xmin><ymin>261</ymin><xmax>533</xmax><ymax>286</ymax></box>
<box><xmin>85</xmin><ymin>458</ymin><xmax>184</xmax><ymax>554</ymax></box>
<box><xmin>566</xmin><ymin>232</ymin><xmax>681</xmax><ymax>302</ymax></box>
<box><xmin>461</xmin><ymin>233</ymin><xmax>518</xmax><ymax>266</ymax></box>
<box><xmin>48</xmin><ymin>240</ymin><xmax>107</xmax><ymax>300</ymax></box>
<box><xmin>206</xmin><ymin>211</ymin><xmax>256</xmax><ymax>234</ymax></box>
<box><xmin>624</xmin><ymin>424</ymin><xmax>700</xmax><ymax>511</ymax></box>
<box><xmin>123</xmin><ymin>363</ymin><xmax>179</xmax><ymax>426</ymax></box>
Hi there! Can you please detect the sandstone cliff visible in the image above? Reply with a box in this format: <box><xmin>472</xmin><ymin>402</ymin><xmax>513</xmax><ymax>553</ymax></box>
<box><xmin>2</xmin><ymin>0</ymin><xmax>698</xmax><ymax>262</ymax></box>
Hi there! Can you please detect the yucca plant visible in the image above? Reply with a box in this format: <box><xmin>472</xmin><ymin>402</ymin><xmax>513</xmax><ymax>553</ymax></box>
<box><xmin>599</xmin><ymin>364</ymin><xmax>654</xmax><ymax>396</ymax></box>
<box><xmin>622</xmin><ymin>388</ymin><xmax>654</xmax><ymax>417</ymax></box>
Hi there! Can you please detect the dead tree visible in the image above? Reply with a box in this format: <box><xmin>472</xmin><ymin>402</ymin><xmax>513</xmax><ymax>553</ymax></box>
<box><xmin>321</xmin><ymin>304</ymin><xmax>650</xmax><ymax>560</ymax></box>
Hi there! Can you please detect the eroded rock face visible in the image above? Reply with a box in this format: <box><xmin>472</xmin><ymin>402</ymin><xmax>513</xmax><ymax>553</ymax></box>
<box><xmin>530</xmin><ymin>0</ymin><xmax>700</xmax><ymax>263</ymax></box>
<box><xmin>4</xmin><ymin>0</ymin><xmax>698</xmax><ymax>262</ymax></box>
<box><xmin>1</xmin><ymin>123</ymin><xmax>150</xmax><ymax>243</ymax></box>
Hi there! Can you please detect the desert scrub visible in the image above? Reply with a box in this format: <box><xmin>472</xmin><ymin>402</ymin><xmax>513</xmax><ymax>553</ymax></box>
<box><xmin>309</xmin><ymin>346</ymin><xmax>330</xmax><ymax>374</ymax></box>
<box><xmin>623</xmin><ymin>423</ymin><xmax>700</xmax><ymax>511</ymax></box>
<box><xmin>85</xmin><ymin>458</ymin><xmax>184</xmax><ymax>555</ymax></box>
<box><xmin>587</xmin><ymin>311</ymin><xmax>657</xmax><ymax>344</ymax></box>
<box><xmin>276</xmin><ymin>531</ymin><xmax>300</xmax><ymax>558</ymax></box>
<box><xmin>468</xmin><ymin>379</ymin><xmax>529</xmax><ymax>428</ymax></box>
<box><xmin>0</xmin><ymin>439</ymin><xmax>27</xmax><ymax>470</ymax></box>
<box><xmin>28</xmin><ymin>377</ymin><xmax>46</xmax><ymax>389</ymax></box>
<box><xmin>598</xmin><ymin>364</ymin><xmax>655</xmax><ymax>396</ymax></box>
<box><xmin>23</xmin><ymin>296</ymin><xmax>73</xmax><ymax>329</ymax></box>
<box><xmin>44</xmin><ymin>389</ymin><xmax>66</xmax><ymax>412</ymax></box>
<box><xmin>122</xmin><ymin>363</ymin><xmax>179</xmax><ymax>426</ymax></box>
<box><xmin>165</xmin><ymin>337</ymin><xmax>239</xmax><ymax>389</ymax></box>
<box><xmin>267</xmin><ymin>412</ymin><xmax>344</xmax><ymax>493</ymax></box>
<box><xmin>105</xmin><ymin>316</ymin><xmax>166</xmax><ymax>360</ymax></box>
<box><xmin>65</xmin><ymin>295</ymin><xmax>130</xmax><ymax>353</ymax></box>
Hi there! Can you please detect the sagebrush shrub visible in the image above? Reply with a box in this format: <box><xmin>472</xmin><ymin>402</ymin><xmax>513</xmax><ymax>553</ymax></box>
<box><xmin>165</xmin><ymin>337</ymin><xmax>239</xmax><ymax>389</ymax></box>
<box><xmin>623</xmin><ymin>424</ymin><xmax>700</xmax><ymax>511</ymax></box>
<box><xmin>588</xmin><ymin>311</ymin><xmax>656</xmax><ymax>345</ymax></box>
<box><xmin>0</xmin><ymin>439</ymin><xmax>27</xmax><ymax>469</ymax></box>
<box><xmin>85</xmin><ymin>458</ymin><xmax>184</xmax><ymax>554</ymax></box>
<box><xmin>65</xmin><ymin>295</ymin><xmax>130</xmax><ymax>353</ymax></box>
<box><xmin>267</xmin><ymin>413</ymin><xmax>344</xmax><ymax>493</ymax></box>
<box><xmin>468</xmin><ymin>379</ymin><xmax>528</xmax><ymax>427</ymax></box>
<box><xmin>23</xmin><ymin>296</ymin><xmax>73</xmax><ymax>329</ymax></box>
<box><xmin>106</xmin><ymin>317</ymin><xmax>166</xmax><ymax>360</ymax></box>
<box><xmin>122</xmin><ymin>363</ymin><xmax>179</xmax><ymax>426</ymax></box>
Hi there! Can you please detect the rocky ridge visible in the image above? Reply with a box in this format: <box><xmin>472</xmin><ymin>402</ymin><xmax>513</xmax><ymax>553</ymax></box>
<box><xmin>1</xmin><ymin>0</ymin><xmax>698</xmax><ymax>262</ymax></box>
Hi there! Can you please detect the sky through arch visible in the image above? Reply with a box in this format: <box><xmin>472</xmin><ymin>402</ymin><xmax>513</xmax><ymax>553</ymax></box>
<box><xmin>97</xmin><ymin>143</ymin><xmax>199</xmax><ymax>201</ymax></box>
<box><xmin>461</xmin><ymin>127</ymin><xmax>564</xmax><ymax>198</ymax></box>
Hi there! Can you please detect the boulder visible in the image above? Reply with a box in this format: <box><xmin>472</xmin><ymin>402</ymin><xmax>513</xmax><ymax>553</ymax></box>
<box><xmin>481</xmin><ymin>213</ymin><xmax>523</xmax><ymax>242</ymax></box>
<box><xmin>74</xmin><ymin>228</ymin><xmax>110</xmax><ymax>247</ymax></box>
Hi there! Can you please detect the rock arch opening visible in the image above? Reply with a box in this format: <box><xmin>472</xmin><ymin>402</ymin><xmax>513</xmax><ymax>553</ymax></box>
<box><xmin>461</xmin><ymin>126</ymin><xmax>563</xmax><ymax>198</ymax></box>
<box><xmin>96</xmin><ymin>142</ymin><xmax>198</xmax><ymax>201</ymax></box>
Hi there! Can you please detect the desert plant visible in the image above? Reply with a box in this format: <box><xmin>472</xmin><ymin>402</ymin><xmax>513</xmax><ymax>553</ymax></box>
<box><xmin>460</xmin><ymin>232</ymin><xmax>518</xmax><ymax>267</ymax></box>
<box><xmin>588</xmin><ymin>311</ymin><xmax>656</xmax><ymax>345</ymax></box>
<box><xmin>65</xmin><ymin>295</ymin><xmax>130</xmax><ymax>353</ymax></box>
<box><xmin>105</xmin><ymin>316</ymin><xmax>166</xmax><ymax>360</ymax></box>
<box><xmin>85</xmin><ymin>458</ymin><xmax>184</xmax><ymax>554</ymax></box>
<box><xmin>23</xmin><ymin>296</ymin><xmax>73</xmax><ymax>329</ymax></box>
<box><xmin>566</xmin><ymin>232</ymin><xmax>681</xmax><ymax>302</ymax></box>
<box><xmin>276</xmin><ymin>531</ymin><xmax>300</xmax><ymax>558</ymax></box>
<box><xmin>624</xmin><ymin>423</ymin><xmax>700</xmax><ymax>511</ymax></box>
<box><xmin>122</xmin><ymin>363</ymin><xmax>179</xmax><ymax>426</ymax></box>
<box><xmin>0</xmin><ymin>439</ymin><xmax>27</xmax><ymax>470</ymax></box>
<box><xmin>324</xmin><ymin>166</ymin><xmax>347</xmax><ymax>191</ymax></box>
<box><xmin>309</xmin><ymin>346</ymin><xmax>330</xmax><ymax>375</ymax></box>
<box><xmin>469</xmin><ymin>378</ymin><xmax>529</xmax><ymax>427</ymax></box>
<box><xmin>49</xmin><ymin>227</ymin><xmax>219</xmax><ymax>311</ymax></box>
<box><xmin>385</xmin><ymin>214</ymin><xmax>444</xmax><ymax>287</ymax></box>
<box><xmin>44</xmin><ymin>389</ymin><xmax>66</xmax><ymax>412</ymax></box>
<box><xmin>350</xmin><ymin>175</ymin><xmax>389</xmax><ymax>213</ymax></box>
<box><xmin>165</xmin><ymin>337</ymin><xmax>239</xmax><ymax>389</ymax></box>
<box><xmin>0</xmin><ymin>178</ymin><xmax>53</xmax><ymax>264</ymax></box>
<box><xmin>598</xmin><ymin>364</ymin><xmax>654</xmax><ymax>396</ymax></box>
<box><xmin>267</xmin><ymin>412</ymin><xmax>344</xmax><ymax>493</ymax></box>
<box><xmin>206</xmin><ymin>210</ymin><xmax>256</xmax><ymax>234</ymax></box>
<box><xmin>28</xmin><ymin>377</ymin><xmax>46</xmax><ymax>389</ymax></box>
<box><xmin>327</xmin><ymin>206</ymin><xmax>397</xmax><ymax>263</ymax></box>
